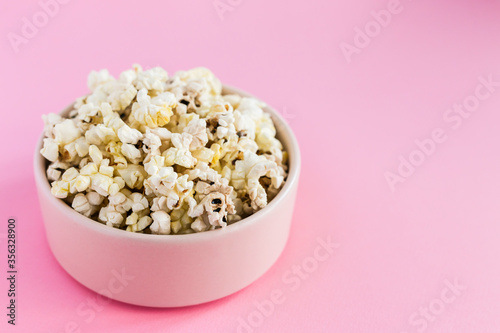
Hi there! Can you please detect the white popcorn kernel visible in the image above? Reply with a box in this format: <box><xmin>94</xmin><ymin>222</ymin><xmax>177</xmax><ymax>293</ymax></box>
<box><xmin>117</xmin><ymin>125</ymin><xmax>143</xmax><ymax>145</ymax></box>
<box><xmin>125</xmin><ymin>212</ymin><xmax>139</xmax><ymax>225</ymax></box>
<box><xmin>90</xmin><ymin>173</ymin><xmax>114</xmax><ymax>196</ymax></box>
<box><xmin>107</xmin><ymin>82</ymin><xmax>137</xmax><ymax>111</ymax></box>
<box><xmin>176</xmin><ymin>67</ymin><xmax>222</xmax><ymax>96</ymax></box>
<box><xmin>143</xmin><ymin>166</ymin><xmax>178</xmax><ymax>197</ymax></box>
<box><xmin>144</xmin><ymin>155</ymin><xmax>165</xmax><ymax>176</ymax></box>
<box><xmin>80</xmin><ymin>162</ymin><xmax>99</xmax><ymax>176</ymax></box>
<box><xmin>105</xmin><ymin>142</ymin><xmax>128</xmax><ymax>169</ymax></box>
<box><xmin>42</xmin><ymin>113</ymin><xmax>63</xmax><ymax>138</ymax></box>
<box><xmin>46</xmin><ymin>161</ymin><xmax>70</xmax><ymax>181</ymax></box>
<box><xmin>130</xmin><ymin>89</ymin><xmax>176</xmax><ymax>128</ymax></box>
<box><xmin>151</xmin><ymin>196</ymin><xmax>168</xmax><ymax>212</ymax></box>
<box><xmin>217</xmin><ymin>126</ymin><xmax>228</xmax><ymax>138</ymax></box>
<box><xmin>184</xmin><ymin>117</ymin><xmax>208</xmax><ymax>150</ymax></box>
<box><xmin>142</xmin><ymin>127</ymin><xmax>171</xmax><ymax>158</ymax></box>
<box><xmin>87</xmin><ymin>191</ymin><xmax>104</xmax><ymax>206</ymax></box>
<box><xmin>191</xmin><ymin>147</ymin><xmax>215</xmax><ymax>164</ymax></box>
<box><xmin>232</xmin><ymin>151</ymin><xmax>282</xmax><ymax>210</ymax></box>
<box><xmin>99</xmin><ymin>163</ymin><xmax>114</xmax><ymax>178</ymax></box>
<box><xmin>71</xmin><ymin>175</ymin><xmax>91</xmax><ymax>193</ymax></box>
<box><xmin>222</xmin><ymin>94</ymin><xmax>242</xmax><ymax>109</ymax></box>
<box><xmin>99</xmin><ymin>206</ymin><xmax>124</xmax><ymax>228</ymax></box>
<box><xmin>150</xmin><ymin>210</ymin><xmax>171</xmax><ymax>235</ymax></box>
<box><xmin>72</xmin><ymin>193</ymin><xmax>92</xmax><ymax>216</ymax></box>
<box><xmin>76</xmin><ymin>103</ymin><xmax>101</xmax><ymax>125</ymax></box>
<box><xmin>108</xmin><ymin>183</ymin><xmax>121</xmax><ymax>196</ymax></box>
<box><xmin>88</xmin><ymin>69</ymin><xmax>114</xmax><ymax>91</ymax></box>
<box><xmin>175</xmin><ymin>103</ymin><xmax>187</xmax><ymax>115</ymax></box>
<box><xmin>233</xmin><ymin>112</ymin><xmax>256</xmax><ymax>140</ymax></box>
<box><xmin>121</xmin><ymin>144</ymin><xmax>142</xmax><ymax>164</ymax></box>
<box><xmin>116</xmin><ymin>164</ymin><xmax>147</xmax><ymax>189</ymax></box>
<box><xmin>137</xmin><ymin>216</ymin><xmax>153</xmax><ymax>230</ymax></box>
<box><xmin>53</xmin><ymin>119</ymin><xmax>82</xmax><ymax>145</ymax></box>
<box><xmin>134</xmin><ymin>67</ymin><xmax>168</xmax><ymax>92</ymax></box>
<box><xmin>129</xmin><ymin>192</ymin><xmax>149</xmax><ymax>212</ymax></box>
<box><xmin>236</xmin><ymin>97</ymin><xmax>265</xmax><ymax>120</ymax></box>
<box><xmin>163</xmin><ymin>133</ymin><xmax>196</xmax><ymax>168</ymax></box>
<box><xmin>62</xmin><ymin>167</ymin><xmax>80</xmax><ymax>182</ymax></box>
<box><xmin>79</xmin><ymin>157</ymin><xmax>91</xmax><ymax>169</ymax></box>
<box><xmin>61</xmin><ymin>141</ymin><xmax>79</xmax><ymax>162</ymax></box>
<box><xmin>72</xmin><ymin>193</ymin><xmax>100</xmax><ymax>217</ymax></box>
<box><xmin>151</xmin><ymin>127</ymin><xmax>172</xmax><ymax>140</ymax></box>
<box><xmin>188</xmin><ymin>192</ymin><xmax>228</xmax><ymax>228</ymax></box>
<box><xmin>85</xmin><ymin>124</ymin><xmax>117</xmax><ymax>145</ymax></box>
<box><xmin>113</xmin><ymin>176</ymin><xmax>126</xmax><ymax>190</ymax></box>
<box><xmin>191</xmin><ymin>217</ymin><xmax>208</xmax><ymax>233</ymax></box>
<box><xmin>126</xmin><ymin>213</ymin><xmax>153</xmax><ymax>232</ymax></box>
<box><xmin>40</xmin><ymin>138</ymin><xmax>60</xmax><ymax>162</ymax></box>
<box><xmin>74</xmin><ymin>137</ymin><xmax>89</xmax><ymax>157</ymax></box>
<box><xmin>228</xmin><ymin>214</ymin><xmax>242</xmax><ymax>224</ymax></box>
<box><xmin>108</xmin><ymin>191</ymin><xmax>128</xmax><ymax>206</ymax></box>
<box><xmin>171</xmin><ymin>220</ymin><xmax>182</xmax><ymax>234</ymax></box>
<box><xmin>88</xmin><ymin>145</ymin><xmax>103</xmax><ymax>164</ymax></box>
<box><xmin>51</xmin><ymin>180</ymin><xmax>70</xmax><ymax>198</ymax></box>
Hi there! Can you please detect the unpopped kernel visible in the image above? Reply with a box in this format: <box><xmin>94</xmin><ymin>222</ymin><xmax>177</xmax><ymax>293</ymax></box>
<box><xmin>40</xmin><ymin>65</ymin><xmax>288</xmax><ymax>234</ymax></box>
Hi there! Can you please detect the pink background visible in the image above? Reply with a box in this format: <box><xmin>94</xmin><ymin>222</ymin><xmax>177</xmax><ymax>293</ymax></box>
<box><xmin>2</xmin><ymin>0</ymin><xmax>500</xmax><ymax>332</ymax></box>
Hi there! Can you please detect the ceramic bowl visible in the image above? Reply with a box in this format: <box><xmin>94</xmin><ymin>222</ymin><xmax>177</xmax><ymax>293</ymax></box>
<box><xmin>34</xmin><ymin>86</ymin><xmax>301</xmax><ymax>307</ymax></box>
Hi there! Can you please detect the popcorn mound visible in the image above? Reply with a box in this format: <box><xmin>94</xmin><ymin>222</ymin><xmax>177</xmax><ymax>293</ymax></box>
<box><xmin>40</xmin><ymin>65</ymin><xmax>288</xmax><ymax>234</ymax></box>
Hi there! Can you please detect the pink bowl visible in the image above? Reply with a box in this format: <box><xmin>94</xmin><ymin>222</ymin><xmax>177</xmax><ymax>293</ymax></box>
<box><xmin>34</xmin><ymin>86</ymin><xmax>301</xmax><ymax>307</ymax></box>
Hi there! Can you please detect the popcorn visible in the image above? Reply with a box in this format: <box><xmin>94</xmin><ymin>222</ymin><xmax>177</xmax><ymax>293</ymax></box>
<box><xmin>46</xmin><ymin>161</ymin><xmax>70</xmax><ymax>181</ymax></box>
<box><xmin>117</xmin><ymin>124</ymin><xmax>143</xmax><ymax>145</ymax></box>
<box><xmin>121</xmin><ymin>143</ymin><xmax>142</xmax><ymax>164</ymax></box>
<box><xmin>41</xmin><ymin>138</ymin><xmax>60</xmax><ymax>162</ymax></box>
<box><xmin>40</xmin><ymin>64</ymin><xmax>288</xmax><ymax>234</ymax></box>
<box><xmin>88</xmin><ymin>69</ymin><xmax>114</xmax><ymax>91</ymax></box>
<box><xmin>189</xmin><ymin>192</ymin><xmax>230</xmax><ymax>228</ymax></box>
<box><xmin>53</xmin><ymin>119</ymin><xmax>82</xmax><ymax>145</ymax></box>
<box><xmin>116</xmin><ymin>164</ymin><xmax>147</xmax><ymax>189</ymax></box>
<box><xmin>134</xmin><ymin>67</ymin><xmax>168</xmax><ymax>92</ymax></box>
<box><xmin>142</xmin><ymin>128</ymin><xmax>171</xmax><ymax>158</ymax></box>
<box><xmin>72</xmin><ymin>192</ymin><xmax>101</xmax><ymax>217</ymax></box>
<box><xmin>183</xmin><ymin>117</ymin><xmax>208</xmax><ymax>150</ymax></box>
<box><xmin>232</xmin><ymin>151</ymin><xmax>283</xmax><ymax>210</ymax></box>
<box><xmin>130</xmin><ymin>89</ymin><xmax>176</xmax><ymax>128</ymax></box>
<box><xmin>126</xmin><ymin>211</ymin><xmax>152</xmax><ymax>233</ymax></box>
<box><xmin>163</xmin><ymin>133</ymin><xmax>197</xmax><ymax>168</ymax></box>
<box><xmin>99</xmin><ymin>204</ymin><xmax>125</xmax><ymax>227</ymax></box>
<box><xmin>107</xmin><ymin>82</ymin><xmax>137</xmax><ymax>111</ymax></box>
<box><xmin>42</xmin><ymin>113</ymin><xmax>63</xmax><ymax>138</ymax></box>
<box><xmin>76</xmin><ymin>103</ymin><xmax>101</xmax><ymax>125</ymax></box>
<box><xmin>106</xmin><ymin>142</ymin><xmax>128</xmax><ymax>168</ymax></box>
<box><xmin>150</xmin><ymin>210</ymin><xmax>171</xmax><ymax>235</ymax></box>
<box><xmin>128</xmin><ymin>192</ymin><xmax>149</xmax><ymax>212</ymax></box>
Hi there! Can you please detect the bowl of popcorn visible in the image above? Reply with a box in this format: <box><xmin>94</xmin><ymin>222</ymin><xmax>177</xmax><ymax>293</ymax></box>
<box><xmin>34</xmin><ymin>65</ymin><xmax>300</xmax><ymax>307</ymax></box>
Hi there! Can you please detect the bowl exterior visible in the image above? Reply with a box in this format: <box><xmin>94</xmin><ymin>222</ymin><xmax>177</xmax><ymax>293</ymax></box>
<box><xmin>34</xmin><ymin>85</ymin><xmax>301</xmax><ymax>307</ymax></box>
<box><xmin>35</xmin><ymin>175</ymin><xmax>298</xmax><ymax>307</ymax></box>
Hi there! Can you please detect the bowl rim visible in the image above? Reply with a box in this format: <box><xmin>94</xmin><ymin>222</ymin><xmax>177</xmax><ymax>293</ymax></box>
<box><xmin>34</xmin><ymin>85</ymin><xmax>301</xmax><ymax>243</ymax></box>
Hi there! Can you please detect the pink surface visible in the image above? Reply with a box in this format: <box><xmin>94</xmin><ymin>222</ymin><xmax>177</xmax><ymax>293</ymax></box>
<box><xmin>1</xmin><ymin>0</ymin><xmax>500</xmax><ymax>332</ymax></box>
